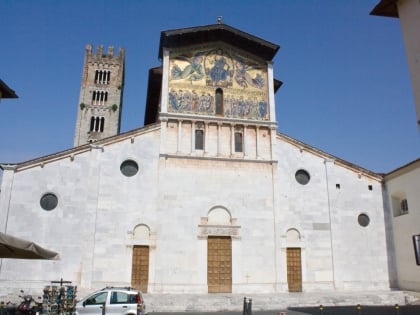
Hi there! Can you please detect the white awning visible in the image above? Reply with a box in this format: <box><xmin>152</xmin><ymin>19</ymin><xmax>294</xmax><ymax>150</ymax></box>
<box><xmin>0</xmin><ymin>232</ymin><xmax>59</xmax><ymax>260</ymax></box>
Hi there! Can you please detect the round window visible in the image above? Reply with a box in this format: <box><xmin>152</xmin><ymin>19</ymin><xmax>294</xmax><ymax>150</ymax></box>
<box><xmin>358</xmin><ymin>213</ymin><xmax>370</xmax><ymax>227</ymax></box>
<box><xmin>40</xmin><ymin>193</ymin><xmax>58</xmax><ymax>211</ymax></box>
<box><xmin>120</xmin><ymin>160</ymin><xmax>139</xmax><ymax>177</ymax></box>
<box><xmin>295</xmin><ymin>169</ymin><xmax>310</xmax><ymax>185</ymax></box>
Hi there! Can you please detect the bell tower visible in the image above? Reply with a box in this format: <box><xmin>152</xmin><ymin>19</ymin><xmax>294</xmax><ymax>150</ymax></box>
<box><xmin>73</xmin><ymin>44</ymin><xmax>125</xmax><ymax>147</ymax></box>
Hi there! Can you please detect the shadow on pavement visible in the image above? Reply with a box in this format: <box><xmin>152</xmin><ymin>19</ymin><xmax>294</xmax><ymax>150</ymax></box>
<box><xmin>288</xmin><ymin>305</ymin><xmax>420</xmax><ymax>315</ymax></box>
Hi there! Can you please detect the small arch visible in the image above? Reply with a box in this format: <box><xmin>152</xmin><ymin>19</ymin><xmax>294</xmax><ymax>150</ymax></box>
<box><xmin>286</xmin><ymin>228</ymin><xmax>301</xmax><ymax>243</ymax></box>
<box><xmin>208</xmin><ymin>206</ymin><xmax>231</xmax><ymax>225</ymax></box>
<box><xmin>133</xmin><ymin>224</ymin><xmax>151</xmax><ymax>240</ymax></box>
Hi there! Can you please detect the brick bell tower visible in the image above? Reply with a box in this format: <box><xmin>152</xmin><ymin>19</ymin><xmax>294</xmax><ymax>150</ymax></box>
<box><xmin>73</xmin><ymin>44</ymin><xmax>125</xmax><ymax>147</ymax></box>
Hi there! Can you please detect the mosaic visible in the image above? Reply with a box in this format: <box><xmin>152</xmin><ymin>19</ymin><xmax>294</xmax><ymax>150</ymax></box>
<box><xmin>169</xmin><ymin>47</ymin><xmax>269</xmax><ymax>120</ymax></box>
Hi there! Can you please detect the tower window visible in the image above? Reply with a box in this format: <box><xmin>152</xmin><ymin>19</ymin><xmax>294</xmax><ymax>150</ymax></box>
<box><xmin>195</xmin><ymin>129</ymin><xmax>204</xmax><ymax>150</ymax></box>
<box><xmin>215</xmin><ymin>88</ymin><xmax>223</xmax><ymax>116</ymax></box>
<box><xmin>234</xmin><ymin>132</ymin><xmax>243</xmax><ymax>152</ymax></box>
<box><xmin>90</xmin><ymin>116</ymin><xmax>105</xmax><ymax>132</ymax></box>
<box><xmin>92</xmin><ymin>90</ymin><xmax>108</xmax><ymax>105</ymax></box>
<box><xmin>94</xmin><ymin>70</ymin><xmax>111</xmax><ymax>84</ymax></box>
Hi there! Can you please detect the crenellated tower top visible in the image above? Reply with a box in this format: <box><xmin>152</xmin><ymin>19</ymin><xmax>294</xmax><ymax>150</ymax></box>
<box><xmin>85</xmin><ymin>44</ymin><xmax>125</xmax><ymax>62</ymax></box>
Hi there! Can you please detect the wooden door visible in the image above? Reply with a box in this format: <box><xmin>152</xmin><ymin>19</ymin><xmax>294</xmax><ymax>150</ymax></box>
<box><xmin>207</xmin><ymin>236</ymin><xmax>232</xmax><ymax>293</ymax></box>
<box><xmin>131</xmin><ymin>245</ymin><xmax>149</xmax><ymax>293</ymax></box>
<box><xmin>287</xmin><ymin>247</ymin><xmax>302</xmax><ymax>292</ymax></box>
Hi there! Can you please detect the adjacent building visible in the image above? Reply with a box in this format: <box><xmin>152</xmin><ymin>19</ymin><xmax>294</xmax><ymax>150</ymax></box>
<box><xmin>371</xmin><ymin>0</ymin><xmax>420</xmax><ymax>292</ymax></box>
<box><xmin>371</xmin><ymin>0</ymin><xmax>420</xmax><ymax>128</ymax></box>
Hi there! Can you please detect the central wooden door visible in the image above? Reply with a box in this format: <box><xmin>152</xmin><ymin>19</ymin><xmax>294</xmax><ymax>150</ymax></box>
<box><xmin>287</xmin><ymin>247</ymin><xmax>302</xmax><ymax>292</ymax></box>
<box><xmin>131</xmin><ymin>245</ymin><xmax>149</xmax><ymax>293</ymax></box>
<box><xmin>207</xmin><ymin>236</ymin><xmax>232</xmax><ymax>293</ymax></box>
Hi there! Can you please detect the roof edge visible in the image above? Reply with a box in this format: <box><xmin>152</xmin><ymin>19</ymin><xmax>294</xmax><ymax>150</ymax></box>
<box><xmin>0</xmin><ymin>80</ymin><xmax>18</xmax><ymax>98</ymax></box>
<box><xmin>4</xmin><ymin>124</ymin><xmax>161</xmax><ymax>172</ymax></box>
<box><xmin>277</xmin><ymin>132</ymin><xmax>384</xmax><ymax>181</ymax></box>
<box><xmin>370</xmin><ymin>0</ymin><xmax>399</xmax><ymax>18</ymax></box>
<box><xmin>159</xmin><ymin>23</ymin><xmax>280</xmax><ymax>60</ymax></box>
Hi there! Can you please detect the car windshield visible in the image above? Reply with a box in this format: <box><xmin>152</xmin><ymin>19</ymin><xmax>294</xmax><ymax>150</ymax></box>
<box><xmin>85</xmin><ymin>292</ymin><xmax>108</xmax><ymax>305</ymax></box>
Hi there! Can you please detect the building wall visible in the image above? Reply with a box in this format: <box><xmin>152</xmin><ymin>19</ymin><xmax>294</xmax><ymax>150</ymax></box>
<box><xmin>385</xmin><ymin>160</ymin><xmax>420</xmax><ymax>291</ymax></box>
<box><xmin>0</xmin><ymin>128</ymin><xmax>392</xmax><ymax>298</ymax></box>
<box><xmin>275</xmin><ymin>137</ymin><xmax>390</xmax><ymax>291</ymax></box>
<box><xmin>0</xmin><ymin>127</ymin><xmax>161</xmax><ymax>298</ymax></box>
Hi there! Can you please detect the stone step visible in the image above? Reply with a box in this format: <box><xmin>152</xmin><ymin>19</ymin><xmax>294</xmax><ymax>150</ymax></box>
<box><xmin>143</xmin><ymin>291</ymin><xmax>418</xmax><ymax>312</ymax></box>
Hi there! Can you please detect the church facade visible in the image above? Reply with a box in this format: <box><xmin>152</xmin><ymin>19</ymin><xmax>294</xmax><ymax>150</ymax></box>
<box><xmin>0</xmin><ymin>23</ymin><xmax>393</xmax><ymax>297</ymax></box>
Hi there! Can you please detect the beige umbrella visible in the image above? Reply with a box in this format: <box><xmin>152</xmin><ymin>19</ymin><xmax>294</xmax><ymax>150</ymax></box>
<box><xmin>0</xmin><ymin>232</ymin><xmax>59</xmax><ymax>259</ymax></box>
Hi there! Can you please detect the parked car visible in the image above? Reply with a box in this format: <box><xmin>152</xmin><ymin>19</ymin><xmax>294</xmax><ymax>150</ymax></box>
<box><xmin>75</xmin><ymin>287</ymin><xmax>146</xmax><ymax>315</ymax></box>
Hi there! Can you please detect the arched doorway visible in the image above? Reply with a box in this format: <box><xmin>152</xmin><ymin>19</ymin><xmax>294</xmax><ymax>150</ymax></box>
<box><xmin>286</xmin><ymin>229</ymin><xmax>302</xmax><ymax>292</ymax></box>
<box><xmin>131</xmin><ymin>224</ymin><xmax>150</xmax><ymax>293</ymax></box>
<box><xmin>198</xmin><ymin>206</ymin><xmax>239</xmax><ymax>293</ymax></box>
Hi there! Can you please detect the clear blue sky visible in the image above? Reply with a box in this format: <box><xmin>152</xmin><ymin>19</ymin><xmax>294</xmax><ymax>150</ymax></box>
<box><xmin>1</xmin><ymin>0</ymin><xmax>419</xmax><ymax>173</ymax></box>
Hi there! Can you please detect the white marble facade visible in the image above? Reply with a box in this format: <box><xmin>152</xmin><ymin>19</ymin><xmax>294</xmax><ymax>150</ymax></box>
<box><xmin>0</xmin><ymin>24</ymin><xmax>393</xmax><ymax>298</ymax></box>
<box><xmin>0</xmin><ymin>125</ymin><xmax>391</xmax><ymax>296</ymax></box>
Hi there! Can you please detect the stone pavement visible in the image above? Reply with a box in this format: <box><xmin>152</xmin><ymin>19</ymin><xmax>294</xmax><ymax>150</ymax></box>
<box><xmin>143</xmin><ymin>290</ymin><xmax>419</xmax><ymax>312</ymax></box>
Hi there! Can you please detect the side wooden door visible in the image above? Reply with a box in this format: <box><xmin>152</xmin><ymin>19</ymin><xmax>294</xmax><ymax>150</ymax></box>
<box><xmin>131</xmin><ymin>245</ymin><xmax>149</xmax><ymax>293</ymax></box>
<box><xmin>287</xmin><ymin>247</ymin><xmax>302</xmax><ymax>292</ymax></box>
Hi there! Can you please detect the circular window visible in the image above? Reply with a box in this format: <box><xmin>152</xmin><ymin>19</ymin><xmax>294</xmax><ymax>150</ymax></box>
<box><xmin>358</xmin><ymin>213</ymin><xmax>370</xmax><ymax>227</ymax></box>
<box><xmin>40</xmin><ymin>193</ymin><xmax>58</xmax><ymax>211</ymax></box>
<box><xmin>120</xmin><ymin>160</ymin><xmax>139</xmax><ymax>177</ymax></box>
<box><xmin>295</xmin><ymin>169</ymin><xmax>310</xmax><ymax>185</ymax></box>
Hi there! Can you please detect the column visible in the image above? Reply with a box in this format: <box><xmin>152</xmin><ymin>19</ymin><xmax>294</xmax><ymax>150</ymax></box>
<box><xmin>217</xmin><ymin>123</ymin><xmax>222</xmax><ymax>156</ymax></box>
<box><xmin>159</xmin><ymin>118</ymin><xmax>168</xmax><ymax>155</ymax></box>
<box><xmin>267</xmin><ymin>62</ymin><xmax>276</xmax><ymax>124</ymax></box>
<box><xmin>177</xmin><ymin>120</ymin><xmax>182</xmax><ymax>153</ymax></box>
<box><xmin>204</xmin><ymin>122</ymin><xmax>208</xmax><ymax>155</ymax></box>
<box><xmin>160</xmin><ymin>49</ymin><xmax>170</xmax><ymax>114</ymax></box>
<box><xmin>191</xmin><ymin>121</ymin><xmax>196</xmax><ymax>154</ymax></box>
<box><xmin>256</xmin><ymin>126</ymin><xmax>260</xmax><ymax>159</ymax></box>
<box><xmin>230</xmin><ymin>124</ymin><xmax>235</xmax><ymax>156</ymax></box>
<box><xmin>243</xmin><ymin>125</ymin><xmax>248</xmax><ymax>157</ymax></box>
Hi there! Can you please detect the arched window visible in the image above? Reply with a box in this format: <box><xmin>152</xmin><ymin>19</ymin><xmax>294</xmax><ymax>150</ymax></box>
<box><xmin>215</xmin><ymin>88</ymin><xmax>223</xmax><ymax>116</ymax></box>
<box><xmin>234</xmin><ymin>132</ymin><xmax>243</xmax><ymax>152</ymax></box>
<box><xmin>95</xmin><ymin>117</ymin><xmax>100</xmax><ymax>131</ymax></box>
<box><xmin>94</xmin><ymin>70</ymin><xmax>111</xmax><ymax>84</ymax></box>
<box><xmin>94</xmin><ymin>70</ymin><xmax>99</xmax><ymax>84</ymax></box>
<box><xmin>89</xmin><ymin>116</ymin><xmax>105</xmax><ymax>133</ymax></box>
<box><xmin>195</xmin><ymin>129</ymin><xmax>204</xmax><ymax>150</ymax></box>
